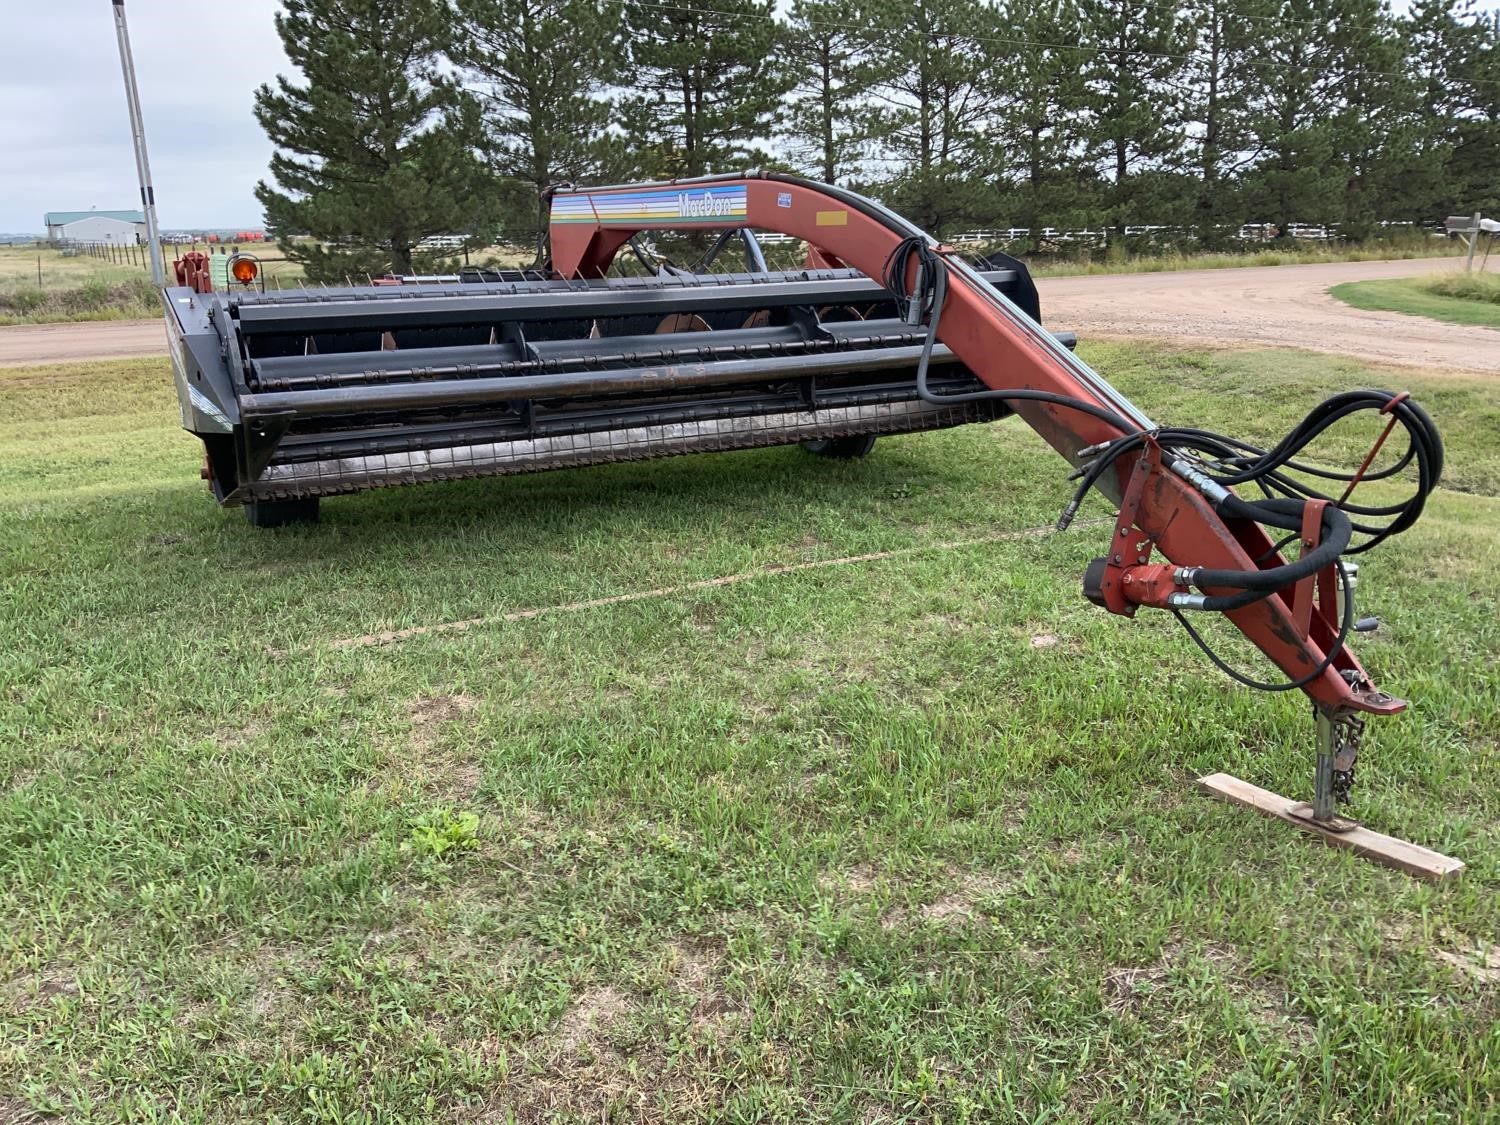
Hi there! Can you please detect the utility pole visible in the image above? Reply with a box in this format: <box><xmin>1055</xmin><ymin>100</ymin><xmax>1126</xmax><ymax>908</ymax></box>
<box><xmin>111</xmin><ymin>0</ymin><xmax>165</xmax><ymax>287</ymax></box>
<box><xmin>1465</xmin><ymin>211</ymin><xmax>1481</xmax><ymax>272</ymax></box>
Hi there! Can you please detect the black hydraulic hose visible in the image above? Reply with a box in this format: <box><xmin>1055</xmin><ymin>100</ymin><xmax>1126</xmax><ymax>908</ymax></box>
<box><xmin>1174</xmin><ymin>560</ymin><xmax>1357</xmax><ymax>692</ymax></box>
<box><xmin>1182</xmin><ymin>392</ymin><xmax>1444</xmax><ymax>552</ymax></box>
<box><xmin>1186</xmin><ymin>500</ymin><xmax>1351</xmax><ymax>593</ymax></box>
<box><xmin>879</xmin><ymin>235</ymin><xmax>1136</xmax><ymax>432</ymax></box>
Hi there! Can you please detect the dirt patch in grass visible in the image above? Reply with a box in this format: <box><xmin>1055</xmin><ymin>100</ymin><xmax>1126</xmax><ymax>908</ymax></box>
<box><xmin>1102</xmin><ymin>962</ymin><xmax>1171</xmax><ymax>1015</ymax></box>
<box><xmin>1434</xmin><ymin>946</ymin><xmax>1500</xmax><ymax>985</ymax></box>
<box><xmin>664</xmin><ymin>940</ymin><xmax>741</xmax><ymax>1029</ymax></box>
<box><xmin>0</xmin><ymin>1095</ymin><xmax>44</xmax><ymax>1123</ymax></box>
<box><xmin>1380</xmin><ymin>918</ymin><xmax>1500</xmax><ymax>986</ymax></box>
<box><xmin>557</xmin><ymin>985</ymin><xmax>632</xmax><ymax>1052</ymax></box>
<box><xmin>917</xmin><ymin>894</ymin><xmax>977</xmax><ymax>923</ymax></box>
<box><xmin>1102</xmin><ymin>941</ymin><xmax>1315</xmax><ymax>1046</ymax></box>
<box><xmin>214</xmin><ymin>717</ymin><xmax>270</xmax><ymax>749</ymax></box>
<box><xmin>819</xmin><ymin>862</ymin><xmax>884</xmax><ymax>896</ymax></box>
<box><xmin>368</xmin><ymin>693</ymin><xmax>484</xmax><ymax>803</ymax></box>
<box><xmin>1</xmin><ymin>964</ymin><xmax>79</xmax><ymax>1013</ymax></box>
<box><xmin>408</xmin><ymin>693</ymin><xmax>480</xmax><ymax>738</ymax></box>
<box><xmin>924</xmin><ymin>613</ymin><xmax>972</xmax><ymax>632</ymax></box>
<box><xmin>883</xmin><ymin>868</ymin><xmax>1016</xmax><ymax>929</ymax></box>
<box><xmin>481</xmin><ymin>984</ymin><xmax>696</xmax><ymax>1123</ymax></box>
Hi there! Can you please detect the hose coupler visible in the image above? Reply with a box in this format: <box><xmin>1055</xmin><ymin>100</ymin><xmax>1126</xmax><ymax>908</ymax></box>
<box><xmin>1168</xmin><ymin>459</ymin><xmax>1231</xmax><ymax>506</ymax></box>
<box><xmin>1167</xmin><ymin>591</ymin><xmax>1210</xmax><ymax>610</ymax></box>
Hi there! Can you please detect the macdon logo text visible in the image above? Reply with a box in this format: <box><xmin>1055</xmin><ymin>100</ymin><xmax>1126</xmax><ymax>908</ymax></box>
<box><xmin>678</xmin><ymin>191</ymin><xmax>738</xmax><ymax>217</ymax></box>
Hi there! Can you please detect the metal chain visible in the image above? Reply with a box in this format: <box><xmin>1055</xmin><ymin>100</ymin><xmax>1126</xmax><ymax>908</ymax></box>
<box><xmin>1331</xmin><ymin>712</ymin><xmax>1364</xmax><ymax>804</ymax></box>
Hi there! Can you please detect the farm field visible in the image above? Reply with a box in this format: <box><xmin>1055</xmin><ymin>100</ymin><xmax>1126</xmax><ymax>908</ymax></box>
<box><xmin>0</xmin><ymin>245</ymin><xmax>304</xmax><ymax>326</ymax></box>
<box><xmin>1</xmin><ymin>343</ymin><xmax>1497</xmax><ymax>1121</ymax></box>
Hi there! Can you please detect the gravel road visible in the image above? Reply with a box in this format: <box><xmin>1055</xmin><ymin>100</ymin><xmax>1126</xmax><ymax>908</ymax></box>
<box><xmin>1037</xmin><ymin>256</ymin><xmax>1498</xmax><ymax>375</ymax></box>
<box><xmin>0</xmin><ymin>318</ymin><xmax>170</xmax><ymax>368</ymax></box>
<box><xmin>1</xmin><ymin>256</ymin><xmax>1493</xmax><ymax>372</ymax></box>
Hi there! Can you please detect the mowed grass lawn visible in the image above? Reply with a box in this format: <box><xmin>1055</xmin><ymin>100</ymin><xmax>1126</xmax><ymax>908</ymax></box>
<box><xmin>1330</xmin><ymin>275</ymin><xmax>1500</xmax><ymax>330</ymax></box>
<box><xmin>1</xmin><ymin>343</ymin><xmax>1497</xmax><ymax>1122</ymax></box>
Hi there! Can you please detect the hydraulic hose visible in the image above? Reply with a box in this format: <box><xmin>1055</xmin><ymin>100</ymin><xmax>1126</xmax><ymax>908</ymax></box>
<box><xmin>880</xmin><ymin>235</ymin><xmax>1136</xmax><ymax>431</ymax></box>
<box><xmin>875</xmin><ymin>225</ymin><xmax>1441</xmax><ymax>693</ymax></box>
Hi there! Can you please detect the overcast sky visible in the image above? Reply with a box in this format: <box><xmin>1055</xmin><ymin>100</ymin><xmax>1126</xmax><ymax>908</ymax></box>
<box><xmin>0</xmin><ymin>1</ymin><xmax>289</xmax><ymax>232</ymax></box>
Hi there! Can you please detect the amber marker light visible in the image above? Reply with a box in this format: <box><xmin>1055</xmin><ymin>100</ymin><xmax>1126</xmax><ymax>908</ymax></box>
<box><xmin>230</xmin><ymin>255</ymin><xmax>260</xmax><ymax>284</ymax></box>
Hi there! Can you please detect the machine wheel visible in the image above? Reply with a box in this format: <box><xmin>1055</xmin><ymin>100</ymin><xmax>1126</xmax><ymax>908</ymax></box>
<box><xmin>801</xmin><ymin>434</ymin><xmax>878</xmax><ymax>459</ymax></box>
<box><xmin>243</xmin><ymin>497</ymin><xmax>320</xmax><ymax>528</ymax></box>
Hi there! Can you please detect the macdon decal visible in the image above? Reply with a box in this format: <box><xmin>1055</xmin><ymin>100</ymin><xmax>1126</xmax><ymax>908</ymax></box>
<box><xmin>550</xmin><ymin>186</ymin><xmax>749</xmax><ymax>225</ymax></box>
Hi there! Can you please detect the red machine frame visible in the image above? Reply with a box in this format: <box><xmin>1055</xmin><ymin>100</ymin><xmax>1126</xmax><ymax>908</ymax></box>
<box><xmin>547</xmin><ymin>173</ymin><xmax>1400</xmax><ymax>729</ymax></box>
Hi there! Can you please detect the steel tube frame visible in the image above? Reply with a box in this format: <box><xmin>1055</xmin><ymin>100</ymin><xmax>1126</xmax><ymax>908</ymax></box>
<box><xmin>228</xmin><ymin>269</ymin><xmax>1018</xmax><ymax>335</ymax></box>
<box><xmin>547</xmin><ymin>172</ymin><xmax>1399</xmax><ymax>717</ymax></box>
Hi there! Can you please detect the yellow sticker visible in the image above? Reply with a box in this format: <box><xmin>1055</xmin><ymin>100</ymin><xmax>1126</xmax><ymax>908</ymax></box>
<box><xmin>815</xmin><ymin>210</ymin><xmax>849</xmax><ymax>227</ymax></box>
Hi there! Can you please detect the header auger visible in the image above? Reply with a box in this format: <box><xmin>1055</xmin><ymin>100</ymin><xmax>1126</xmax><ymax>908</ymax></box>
<box><xmin>165</xmin><ymin>173</ymin><xmax>1444</xmax><ymax>854</ymax></box>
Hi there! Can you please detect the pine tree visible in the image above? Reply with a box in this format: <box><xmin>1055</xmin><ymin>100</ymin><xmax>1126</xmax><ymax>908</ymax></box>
<box><xmin>1181</xmin><ymin>0</ymin><xmax>1273</xmax><ymax>243</ymax></box>
<box><xmin>864</xmin><ymin>0</ymin><xmax>1003</xmax><ymax>235</ymax></box>
<box><xmin>451</xmin><ymin>0</ymin><xmax>624</xmax><ymax>256</ymax></box>
<box><xmin>1333</xmin><ymin>4</ymin><xmax>1413</xmax><ymax>237</ymax></box>
<box><xmin>619</xmin><ymin>0</ymin><xmax>789</xmax><ymax>179</ymax></box>
<box><xmin>1449</xmin><ymin>8</ymin><xmax>1500</xmax><ymax>212</ymax></box>
<box><xmin>781</xmin><ymin>0</ymin><xmax>886</xmax><ymax>184</ymax></box>
<box><xmin>1075</xmin><ymin>0</ymin><xmax>1196</xmax><ymax>234</ymax></box>
<box><xmin>254</xmin><ymin>0</ymin><xmax>495</xmax><ymax>281</ymax></box>
<box><xmin>1239</xmin><ymin>0</ymin><xmax>1400</xmax><ymax>237</ymax></box>
<box><xmin>1400</xmin><ymin>0</ymin><xmax>1500</xmax><ymax>217</ymax></box>
<box><xmin>989</xmin><ymin>0</ymin><xmax>1097</xmax><ymax>242</ymax></box>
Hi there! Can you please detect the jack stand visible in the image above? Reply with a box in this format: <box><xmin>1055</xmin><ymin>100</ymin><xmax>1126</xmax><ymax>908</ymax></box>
<box><xmin>1197</xmin><ymin>707</ymin><xmax>1465</xmax><ymax>882</ymax></box>
<box><xmin>1288</xmin><ymin>708</ymin><xmax>1361</xmax><ymax>833</ymax></box>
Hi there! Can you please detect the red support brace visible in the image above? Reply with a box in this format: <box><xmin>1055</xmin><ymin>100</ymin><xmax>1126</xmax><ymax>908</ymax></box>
<box><xmin>546</xmin><ymin>174</ymin><xmax>1402</xmax><ymax>717</ymax></box>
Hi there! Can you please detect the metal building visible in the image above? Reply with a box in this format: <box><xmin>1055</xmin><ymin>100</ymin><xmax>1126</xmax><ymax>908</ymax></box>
<box><xmin>44</xmin><ymin>208</ymin><xmax>146</xmax><ymax>244</ymax></box>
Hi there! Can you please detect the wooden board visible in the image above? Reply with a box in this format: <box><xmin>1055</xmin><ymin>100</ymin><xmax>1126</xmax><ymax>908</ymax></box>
<box><xmin>1197</xmin><ymin>773</ymin><xmax>1465</xmax><ymax>883</ymax></box>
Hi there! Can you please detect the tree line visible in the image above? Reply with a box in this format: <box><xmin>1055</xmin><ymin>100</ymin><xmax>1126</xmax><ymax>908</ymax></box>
<box><xmin>255</xmin><ymin>0</ymin><xmax>1500</xmax><ymax>279</ymax></box>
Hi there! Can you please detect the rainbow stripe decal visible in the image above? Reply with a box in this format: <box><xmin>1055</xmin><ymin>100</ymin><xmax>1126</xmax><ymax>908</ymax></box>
<box><xmin>551</xmin><ymin>186</ymin><xmax>749</xmax><ymax>226</ymax></box>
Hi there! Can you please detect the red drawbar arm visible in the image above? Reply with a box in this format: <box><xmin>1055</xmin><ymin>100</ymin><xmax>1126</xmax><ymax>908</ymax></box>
<box><xmin>547</xmin><ymin>174</ymin><xmax>1401</xmax><ymax>717</ymax></box>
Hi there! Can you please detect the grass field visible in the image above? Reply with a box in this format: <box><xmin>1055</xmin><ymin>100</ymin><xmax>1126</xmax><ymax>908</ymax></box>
<box><xmin>0</xmin><ymin>246</ymin><xmax>304</xmax><ymax>326</ymax></box>
<box><xmin>1</xmin><ymin>343</ymin><xmax>1497</xmax><ymax>1122</ymax></box>
<box><xmin>1330</xmin><ymin>272</ymin><xmax>1500</xmax><ymax>330</ymax></box>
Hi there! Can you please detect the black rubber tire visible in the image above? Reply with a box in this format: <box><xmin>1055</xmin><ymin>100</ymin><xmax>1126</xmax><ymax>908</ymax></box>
<box><xmin>243</xmin><ymin>497</ymin><xmax>320</xmax><ymax>528</ymax></box>
<box><xmin>800</xmin><ymin>434</ymin><xmax>878</xmax><ymax>459</ymax></box>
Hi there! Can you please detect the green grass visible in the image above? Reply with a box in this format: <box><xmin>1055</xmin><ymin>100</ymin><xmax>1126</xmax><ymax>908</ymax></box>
<box><xmin>1422</xmin><ymin>270</ymin><xmax>1500</xmax><ymax>306</ymax></box>
<box><xmin>1330</xmin><ymin>273</ymin><xmax>1500</xmax><ymax>330</ymax></box>
<box><xmin>0</xmin><ymin>244</ymin><xmax>152</xmax><ymax>290</ymax></box>
<box><xmin>0</xmin><ymin>277</ymin><xmax>161</xmax><ymax>326</ymax></box>
<box><xmin>0</xmin><ymin>245</ymin><xmax>304</xmax><ymax>325</ymax></box>
<box><xmin>1</xmin><ymin>344</ymin><xmax>1497</xmax><ymax>1122</ymax></box>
